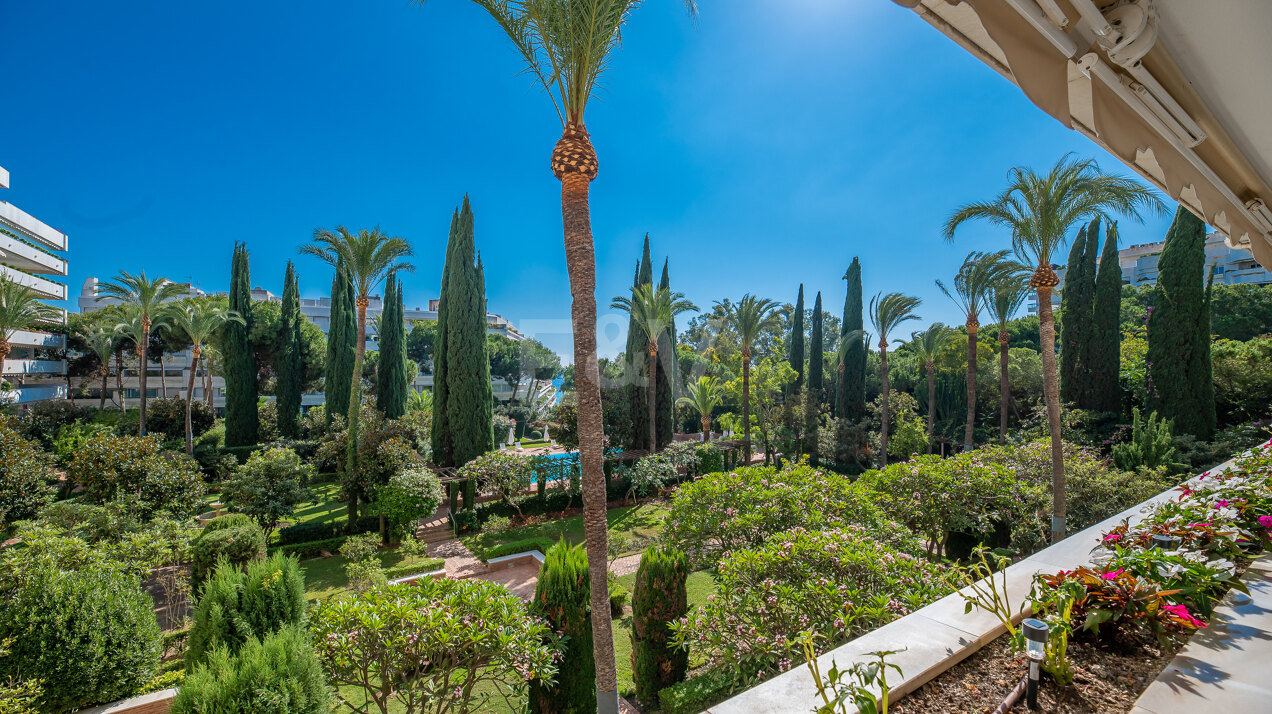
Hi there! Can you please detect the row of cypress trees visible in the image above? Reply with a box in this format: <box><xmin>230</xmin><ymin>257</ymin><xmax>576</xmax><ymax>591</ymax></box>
<box><xmin>277</xmin><ymin>261</ymin><xmax>304</xmax><ymax>438</ymax></box>
<box><xmin>224</xmin><ymin>243</ymin><xmax>258</xmax><ymax>447</ymax></box>
<box><xmin>375</xmin><ymin>274</ymin><xmax>408</xmax><ymax>419</ymax></box>
<box><xmin>325</xmin><ymin>259</ymin><xmax>356</xmax><ymax>429</ymax></box>
<box><xmin>1059</xmin><ymin>218</ymin><xmax>1122</xmax><ymax>413</ymax></box>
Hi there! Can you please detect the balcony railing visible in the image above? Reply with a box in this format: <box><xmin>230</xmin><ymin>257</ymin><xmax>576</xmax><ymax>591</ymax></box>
<box><xmin>7</xmin><ymin>383</ymin><xmax>68</xmax><ymax>404</ymax></box>
<box><xmin>7</xmin><ymin>329</ymin><xmax>66</xmax><ymax>349</ymax></box>
<box><xmin>0</xmin><ymin>234</ymin><xmax>68</xmax><ymax>275</ymax></box>
<box><xmin>1</xmin><ymin>359</ymin><xmax>67</xmax><ymax>376</ymax></box>
<box><xmin>0</xmin><ymin>265</ymin><xmax>66</xmax><ymax>300</ymax></box>
<box><xmin>0</xmin><ymin>201</ymin><xmax>68</xmax><ymax>251</ymax></box>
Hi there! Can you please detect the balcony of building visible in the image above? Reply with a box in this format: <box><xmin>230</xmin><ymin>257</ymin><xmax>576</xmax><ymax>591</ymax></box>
<box><xmin>6</xmin><ymin>383</ymin><xmax>67</xmax><ymax>404</ymax></box>
<box><xmin>0</xmin><ymin>232</ymin><xmax>68</xmax><ymax>276</ymax></box>
<box><xmin>1</xmin><ymin>359</ymin><xmax>67</xmax><ymax>376</ymax></box>
<box><xmin>0</xmin><ymin>201</ymin><xmax>68</xmax><ymax>252</ymax></box>
<box><xmin>7</xmin><ymin>329</ymin><xmax>66</xmax><ymax>350</ymax></box>
<box><xmin>0</xmin><ymin>264</ymin><xmax>66</xmax><ymax>300</ymax></box>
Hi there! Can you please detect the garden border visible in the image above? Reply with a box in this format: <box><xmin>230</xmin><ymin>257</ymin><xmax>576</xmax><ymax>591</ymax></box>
<box><xmin>707</xmin><ymin>456</ymin><xmax>1238</xmax><ymax>714</ymax></box>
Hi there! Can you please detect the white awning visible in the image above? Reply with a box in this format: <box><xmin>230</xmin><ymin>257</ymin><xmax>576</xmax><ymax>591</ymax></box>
<box><xmin>894</xmin><ymin>0</ymin><xmax>1272</xmax><ymax>269</ymax></box>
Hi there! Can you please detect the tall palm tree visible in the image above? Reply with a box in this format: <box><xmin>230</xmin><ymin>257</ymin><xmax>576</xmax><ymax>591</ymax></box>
<box><xmin>989</xmin><ymin>272</ymin><xmax>1032</xmax><ymax>443</ymax></box>
<box><xmin>301</xmin><ymin>227</ymin><xmax>414</xmax><ymax>515</ymax></box>
<box><xmin>612</xmin><ymin>283</ymin><xmax>697</xmax><ymax>451</ymax></box>
<box><xmin>80</xmin><ymin>323</ymin><xmax>118</xmax><ymax>409</ymax></box>
<box><xmin>936</xmin><ymin>250</ymin><xmax>1013</xmax><ymax>451</ymax></box>
<box><xmin>451</xmin><ymin>3</ymin><xmax>697</xmax><ymax>706</ymax></box>
<box><xmin>909</xmin><ymin>322</ymin><xmax>955</xmax><ymax>453</ymax></box>
<box><xmin>869</xmin><ymin>292</ymin><xmax>922</xmax><ymax>467</ymax></box>
<box><xmin>0</xmin><ymin>276</ymin><xmax>64</xmax><ymax>384</ymax></box>
<box><xmin>114</xmin><ymin>307</ymin><xmax>173</xmax><ymax>431</ymax></box>
<box><xmin>166</xmin><ymin>301</ymin><xmax>243</xmax><ymax>455</ymax></box>
<box><xmin>678</xmin><ymin>376</ymin><xmax>723</xmax><ymax>442</ymax></box>
<box><xmin>944</xmin><ymin>155</ymin><xmax>1165</xmax><ymax>542</ymax></box>
<box><xmin>96</xmin><ymin>272</ymin><xmax>186</xmax><ymax>435</ymax></box>
<box><xmin>716</xmin><ymin>295</ymin><xmax>782</xmax><ymax>464</ymax></box>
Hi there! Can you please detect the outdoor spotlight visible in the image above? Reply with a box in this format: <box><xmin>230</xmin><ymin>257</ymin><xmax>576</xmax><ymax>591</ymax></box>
<box><xmin>1151</xmin><ymin>534</ymin><xmax>1182</xmax><ymax>550</ymax></box>
<box><xmin>1022</xmin><ymin>618</ymin><xmax>1050</xmax><ymax>710</ymax></box>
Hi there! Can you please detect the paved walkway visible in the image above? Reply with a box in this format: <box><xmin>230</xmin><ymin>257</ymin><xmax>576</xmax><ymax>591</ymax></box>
<box><xmin>609</xmin><ymin>553</ymin><xmax>642</xmax><ymax>577</ymax></box>
<box><xmin>1130</xmin><ymin>553</ymin><xmax>1272</xmax><ymax>714</ymax></box>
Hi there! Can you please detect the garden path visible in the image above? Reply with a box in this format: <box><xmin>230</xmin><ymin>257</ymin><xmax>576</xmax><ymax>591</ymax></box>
<box><xmin>609</xmin><ymin>553</ymin><xmax>642</xmax><ymax>577</ymax></box>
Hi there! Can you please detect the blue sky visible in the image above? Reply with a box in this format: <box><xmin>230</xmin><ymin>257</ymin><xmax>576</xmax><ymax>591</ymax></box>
<box><xmin>1</xmin><ymin>1</ymin><xmax>1176</xmax><ymax>361</ymax></box>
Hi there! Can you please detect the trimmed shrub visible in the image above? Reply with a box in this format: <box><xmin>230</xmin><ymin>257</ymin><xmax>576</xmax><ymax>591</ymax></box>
<box><xmin>173</xmin><ymin>626</ymin><xmax>331</xmax><ymax>714</ymax></box>
<box><xmin>191</xmin><ymin>521</ymin><xmax>267</xmax><ymax>590</ymax></box>
<box><xmin>203</xmin><ymin>513</ymin><xmax>256</xmax><ymax>534</ymax></box>
<box><xmin>187</xmin><ymin>552</ymin><xmax>307</xmax><ymax>668</ymax></box>
<box><xmin>632</xmin><ymin>545</ymin><xmax>689</xmax><ymax>706</ymax></box>
<box><xmin>67</xmin><ymin>432</ymin><xmax>207</xmax><ymax>520</ymax></box>
<box><xmin>608</xmin><ymin>575</ymin><xmax>629</xmax><ymax>617</ymax></box>
<box><xmin>222</xmin><ymin>447</ymin><xmax>312</xmax><ymax>537</ymax></box>
<box><xmin>528</xmin><ymin>541</ymin><xmax>595</xmax><ymax>714</ymax></box>
<box><xmin>482</xmin><ymin>536</ymin><xmax>556</xmax><ymax>562</ymax></box>
<box><xmin>659</xmin><ymin>666</ymin><xmax>735</xmax><ymax>714</ymax></box>
<box><xmin>374</xmin><ymin>466</ymin><xmax>444</xmax><ymax>537</ymax></box>
<box><xmin>694</xmin><ymin>443</ymin><xmax>724</xmax><ymax>475</ymax></box>
<box><xmin>0</xmin><ymin>565</ymin><xmax>161</xmax><ymax>713</ymax></box>
<box><xmin>0</xmin><ymin>417</ymin><xmax>58</xmax><ymax>529</ymax></box>
<box><xmin>381</xmin><ymin>558</ymin><xmax>446</xmax><ymax>580</ymax></box>
<box><xmin>273</xmin><ymin>536</ymin><xmax>348</xmax><ymax>560</ymax></box>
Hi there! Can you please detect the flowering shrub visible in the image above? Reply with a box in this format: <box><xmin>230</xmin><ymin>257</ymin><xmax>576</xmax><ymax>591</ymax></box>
<box><xmin>664</xmin><ymin>463</ymin><xmax>918</xmax><ymax>567</ymax></box>
<box><xmin>458</xmin><ymin>451</ymin><xmax>534</xmax><ymax>517</ymax></box>
<box><xmin>671</xmin><ymin>528</ymin><xmax>949</xmax><ymax>684</ymax></box>
<box><xmin>311</xmin><ymin>579</ymin><xmax>559</xmax><ymax>714</ymax></box>
<box><xmin>375</xmin><ymin>467</ymin><xmax>445</xmax><ymax>538</ymax></box>
<box><xmin>1033</xmin><ymin>566</ymin><xmax>1203</xmax><ymax>647</ymax></box>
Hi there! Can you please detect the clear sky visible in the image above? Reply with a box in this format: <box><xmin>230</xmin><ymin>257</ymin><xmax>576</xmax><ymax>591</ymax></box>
<box><xmin>1</xmin><ymin>0</ymin><xmax>1177</xmax><ymax>362</ymax></box>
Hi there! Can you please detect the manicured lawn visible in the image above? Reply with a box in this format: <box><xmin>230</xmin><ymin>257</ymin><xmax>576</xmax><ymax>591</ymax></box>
<box><xmin>459</xmin><ymin>502</ymin><xmax>669</xmax><ymax>558</ymax></box>
<box><xmin>299</xmin><ymin>547</ymin><xmax>441</xmax><ymax>602</ymax></box>
<box><xmin>203</xmin><ymin>480</ymin><xmax>344</xmax><ymax>542</ymax></box>
<box><xmin>612</xmin><ymin>569</ymin><xmax>717</xmax><ymax>698</ymax></box>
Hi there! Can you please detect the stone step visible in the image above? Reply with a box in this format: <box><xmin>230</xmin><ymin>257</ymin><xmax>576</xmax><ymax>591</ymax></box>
<box><xmin>418</xmin><ymin>529</ymin><xmax>453</xmax><ymax>544</ymax></box>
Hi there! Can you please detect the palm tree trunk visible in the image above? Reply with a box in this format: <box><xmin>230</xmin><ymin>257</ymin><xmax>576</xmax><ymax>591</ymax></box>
<box><xmin>1037</xmin><ymin>285</ymin><xmax>1066</xmax><ymax>543</ymax></box>
<box><xmin>139</xmin><ymin>327</ymin><xmax>149</xmax><ymax>435</ymax></box>
<box><xmin>100</xmin><ymin>367</ymin><xmax>108</xmax><ymax>410</ymax></box>
<box><xmin>185</xmin><ymin>350</ymin><xmax>200</xmax><ymax>456</ymax></box>
<box><xmin>742</xmin><ymin>352</ymin><xmax>752</xmax><ymax>463</ymax></box>
<box><xmin>879</xmin><ymin>345</ymin><xmax>890</xmax><ymax>467</ymax></box>
<box><xmin>647</xmin><ymin>343</ymin><xmax>657</xmax><ymax>453</ymax></box>
<box><xmin>159</xmin><ymin>354</ymin><xmax>168</xmax><ymax>399</ymax></box>
<box><xmin>964</xmin><ymin>321</ymin><xmax>977</xmax><ymax>451</ymax></box>
<box><xmin>998</xmin><ymin>331</ymin><xmax>1010</xmax><ymax>443</ymax></box>
<box><xmin>701</xmin><ymin>415</ymin><xmax>710</xmax><ymax>442</ymax></box>
<box><xmin>203</xmin><ymin>361</ymin><xmax>213</xmax><ymax>409</ymax></box>
<box><xmin>115</xmin><ymin>350</ymin><xmax>125</xmax><ymax>410</ymax></box>
<box><xmin>926</xmin><ymin>363</ymin><xmax>936</xmax><ymax>453</ymax></box>
<box><xmin>349</xmin><ymin>296</ymin><xmax>369</xmax><ymax>532</ymax></box>
<box><xmin>555</xmin><ymin>123</ymin><xmax>618</xmax><ymax>712</ymax></box>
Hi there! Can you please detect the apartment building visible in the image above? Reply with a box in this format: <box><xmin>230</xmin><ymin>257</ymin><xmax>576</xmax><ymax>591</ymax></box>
<box><xmin>0</xmin><ymin>165</ymin><xmax>70</xmax><ymax>405</ymax></box>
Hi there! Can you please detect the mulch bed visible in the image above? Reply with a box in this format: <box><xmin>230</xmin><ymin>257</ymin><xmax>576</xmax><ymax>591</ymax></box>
<box><xmin>893</xmin><ymin>630</ymin><xmax>1186</xmax><ymax>713</ymax></box>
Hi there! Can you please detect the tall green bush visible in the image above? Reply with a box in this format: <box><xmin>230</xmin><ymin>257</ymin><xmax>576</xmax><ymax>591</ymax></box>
<box><xmin>225</xmin><ymin>242</ymin><xmax>259</xmax><ymax>446</ymax></box>
<box><xmin>376</xmin><ymin>274</ymin><xmax>408</xmax><ymax>418</ymax></box>
<box><xmin>0</xmin><ymin>418</ymin><xmax>57</xmax><ymax>530</ymax></box>
<box><xmin>789</xmin><ymin>284</ymin><xmax>805</xmax><ymax>389</ymax></box>
<box><xmin>174</xmin><ymin>626</ymin><xmax>331</xmax><ymax>714</ymax></box>
<box><xmin>191</xmin><ymin>519</ymin><xmax>267</xmax><ymax>590</ymax></box>
<box><xmin>806</xmin><ymin>291</ymin><xmax>824</xmax><ymax>464</ymax></box>
<box><xmin>187</xmin><ymin>552</ymin><xmax>307</xmax><ymax>668</ymax></box>
<box><xmin>221</xmin><ymin>447</ymin><xmax>312</xmax><ymax>537</ymax></box>
<box><xmin>1091</xmin><ymin>222</ymin><xmax>1123</xmax><ymax>413</ymax></box>
<box><xmin>1113</xmin><ymin>408</ymin><xmax>1183</xmax><ymax>472</ymax></box>
<box><xmin>632</xmin><ymin>545</ymin><xmax>690</xmax><ymax>707</ymax></box>
<box><xmin>528</xmin><ymin>541</ymin><xmax>595</xmax><ymax>714</ymax></box>
<box><xmin>67</xmin><ymin>432</ymin><xmax>207</xmax><ymax>520</ymax></box>
<box><xmin>325</xmin><ymin>259</ymin><xmax>356</xmax><ymax>430</ymax></box>
<box><xmin>0</xmin><ymin>565</ymin><xmax>161</xmax><ymax>713</ymax></box>
<box><xmin>277</xmin><ymin>260</ymin><xmax>304</xmax><ymax>438</ymax></box>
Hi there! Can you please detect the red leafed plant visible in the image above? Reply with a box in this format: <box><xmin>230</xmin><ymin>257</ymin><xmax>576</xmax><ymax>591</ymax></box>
<box><xmin>1035</xmin><ymin>566</ymin><xmax>1202</xmax><ymax>647</ymax></box>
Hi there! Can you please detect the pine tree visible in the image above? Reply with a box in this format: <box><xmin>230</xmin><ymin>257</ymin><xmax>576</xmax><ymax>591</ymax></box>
<box><xmin>805</xmin><ymin>292</ymin><xmax>823</xmax><ymax>465</ymax></box>
<box><xmin>432</xmin><ymin>197</ymin><xmax>495</xmax><ymax>468</ymax></box>
<box><xmin>630</xmin><ymin>545</ymin><xmax>689</xmax><ymax>708</ymax></box>
<box><xmin>655</xmin><ymin>259</ymin><xmax>676</xmax><ymax>449</ymax></box>
<box><xmin>789</xmin><ymin>284</ymin><xmax>805</xmax><ymax>390</ymax></box>
<box><xmin>1060</xmin><ymin>220</ymin><xmax>1097</xmax><ymax>406</ymax></box>
<box><xmin>1091</xmin><ymin>221</ymin><xmax>1124</xmax><ymax>414</ymax></box>
<box><xmin>1147</xmin><ymin>207</ymin><xmax>1217</xmax><ymax>439</ymax></box>
<box><xmin>376</xmin><ymin>275</ymin><xmax>407</xmax><ymax>418</ymax></box>
<box><xmin>624</xmin><ymin>236</ymin><xmax>654</xmax><ymax>450</ymax></box>
<box><xmin>324</xmin><ymin>260</ymin><xmax>355</xmax><ymax>429</ymax></box>
<box><xmin>225</xmin><ymin>243</ymin><xmax>258</xmax><ymax>446</ymax></box>
<box><xmin>529</xmin><ymin>541</ymin><xmax>595</xmax><ymax>714</ymax></box>
<box><xmin>277</xmin><ymin>261</ymin><xmax>302</xmax><ymax>438</ymax></box>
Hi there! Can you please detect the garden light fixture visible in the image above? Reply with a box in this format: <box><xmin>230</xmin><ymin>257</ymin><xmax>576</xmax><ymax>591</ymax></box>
<box><xmin>1151</xmin><ymin>534</ymin><xmax>1183</xmax><ymax>550</ymax></box>
<box><xmin>1022</xmin><ymin>618</ymin><xmax>1050</xmax><ymax>710</ymax></box>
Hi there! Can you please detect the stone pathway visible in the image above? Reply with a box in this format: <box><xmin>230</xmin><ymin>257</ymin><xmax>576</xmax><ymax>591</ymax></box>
<box><xmin>609</xmin><ymin>553</ymin><xmax>642</xmax><ymax>577</ymax></box>
<box><xmin>425</xmin><ymin>538</ymin><xmax>484</xmax><ymax>577</ymax></box>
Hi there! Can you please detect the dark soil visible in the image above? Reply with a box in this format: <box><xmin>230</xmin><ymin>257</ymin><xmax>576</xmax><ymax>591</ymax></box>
<box><xmin>893</xmin><ymin>632</ymin><xmax>1185</xmax><ymax>714</ymax></box>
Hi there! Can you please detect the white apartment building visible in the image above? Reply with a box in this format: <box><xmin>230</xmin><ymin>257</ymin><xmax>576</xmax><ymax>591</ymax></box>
<box><xmin>1</xmin><ymin>165</ymin><xmax>70</xmax><ymax>405</ymax></box>
<box><xmin>77</xmin><ymin>278</ymin><xmax>535</xmax><ymax>409</ymax></box>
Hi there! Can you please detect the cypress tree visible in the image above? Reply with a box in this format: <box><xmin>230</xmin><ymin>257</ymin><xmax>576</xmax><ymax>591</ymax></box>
<box><xmin>432</xmin><ymin>197</ymin><xmax>494</xmax><ymax>468</ymax></box>
<box><xmin>838</xmin><ymin>258</ymin><xmax>865</xmax><ymax>420</ymax></box>
<box><xmin>325</xmin><ymin>260</ymin><xmax>355</xmax><ymax>429</ymax></box>
<box><xmin>789</xmin><ymin>284</ymin><xmax>805</xmax><ymax>390</ymax></box>
<box><xmin>1147</xmin><ymin>207</ymin><xmax>1217</xmax><ymax>439</ymax></box>
<box><xmin>1060</xmin><ymin>220</ymin><xmax>1098</xmax><ymax>406</ymax></box>
<box><xmin>277</xmin><ymin>261</ymin><xmax>302</xmax><ymax>438</ymax></box>
<box><xmin>631</xmin><ymin>545</ymin><xmax>689</xmax><ymax>708</ymax></box>
<box><xmin>805</xmin><ymin>292</ymin><xmax>823</xmax><ymax>464</ymax></box>
<box><xmin>225</xmin><ymin>243</ymin><xmax>258</xmax><ymax>446</ymax></box>
<box><xmin>376</xmin><ymin>275</ymin><xmax>407</xmax><ymax>418</ymax></box>
<box><xmin>624</xmin><ymin>237</ymin><xmax>654</xmax><ymax>450</ymax></box>
<box><xmin>1091</xmin><ymin>222</ymin><xmax>1124</xmax><ymax>414</ymax></box>
<box><xmin>655</xmin><ymin>259</ymin><xmax>676</xmax><ymax>449</ymax></box>
<box><xmin>528</xmin><ymin>541</ymin><xmax>595</xmax><ymax>714</ymax></box>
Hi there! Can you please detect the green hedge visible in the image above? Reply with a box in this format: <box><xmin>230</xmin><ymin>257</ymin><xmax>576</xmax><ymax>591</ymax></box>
<box><xmin>220</xmin><ymin>444</ymin><xmax>263</xmax><ymax>465</ymax></box>
<box><xmin>383</xmin><ymin>558</ymin><xmax>446</xmax><ymax>580</ymax></box>
<box><xmin>658</xmin><ymin>667</ymin><xmax>735</xmax><ymax>714</ymax></box>
<box><xmin>203</xmin><ymin>513</ymin><xmax>255</xmax><ymax>534</ymax></box>
<box><xmin>275</xmin><ymin>515</ymin><xmax>378</xmax><ymax>545</ymax></box>
<box><xmin>272</xmin><ymin>536</ymin><xmax>348</xmax><ymax>560</ymax></box>
<box><xmin>191</xmin><ymin>522</ymin><xmax>266</xmax><ymax>590</ymax></box>
<box><xmin>481</xmin><ymin>537</ymin><xmax>555</xmax><ymax>562</ymax></box>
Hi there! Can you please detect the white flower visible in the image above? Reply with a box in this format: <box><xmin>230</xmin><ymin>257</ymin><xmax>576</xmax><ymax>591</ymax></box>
<box><xmin>1206</xmin><ymin>558</ymin><xmax>1236</xmax><ymax>577</ymax></box>
<box><xmin>1090</xmin><ymin>547</ymin><xmax>1115</xmax><ymax>567</ymax></box>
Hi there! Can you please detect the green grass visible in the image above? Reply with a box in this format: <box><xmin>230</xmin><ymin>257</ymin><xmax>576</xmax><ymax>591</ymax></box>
<box><xmin>611</xmin><ymin>569</ymin><xmax>716</xmax><ymax>698</ymax></box>
<box><xmin>204</xmin><ymin>481</ymin><xmax>345</xmax><ymax>542</ymax></box>
<box><xmin>459</xmin><ymin>502</ymin><xmax>669</xmax><ymax>559</ymax></box>
<box><xmin>518</xmin><ymin>439</ymin><xmax>550</xmax><ymax>448</ymax></box>
<box><xmin>299</xmin><ymin>548</ymin><xmax>442</xmax><ymax>602</ymax></box>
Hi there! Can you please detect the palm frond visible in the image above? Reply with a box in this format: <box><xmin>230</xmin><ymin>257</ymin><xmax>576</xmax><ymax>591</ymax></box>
<box><xmin>869</xmin><ymin>292</ymin><xmax>922</xmax><ymax>345</ymax></box>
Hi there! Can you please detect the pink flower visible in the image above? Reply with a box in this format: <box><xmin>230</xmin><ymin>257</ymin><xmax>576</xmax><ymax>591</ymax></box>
<box><xmin>1258</xmin><ymin>515</ymin><xmax>1272</xmax><ymax>530</ymax></box>
<box><xmin>1215</xmin><ymin>500</ymin><xmax>1231</xmax><ymax>509</ymax></box>
<box><xmin>1103</xmin><ymin>533</ymin><xmax>1123</xmax><ymax>542</ymax></box>
<box><xmin>1163</xmin><ymin>603</ymin><xmax>1206</xmax><ymax>628</ymax></box>
<box><xmin>1101</xmin><ymin>569</ymin><xmax>1124</xmax><ymax>580</ymax></box>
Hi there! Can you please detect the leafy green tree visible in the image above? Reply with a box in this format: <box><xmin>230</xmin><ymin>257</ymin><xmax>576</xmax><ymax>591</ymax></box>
<box><xmin>166</xmin><ymin>301</ymin><xmax>242</xmax><ymax>455</ymax></box>
<box><xmin>277</xmin><ymin>261</ymin><xmax>304</xmax><ymax>436</ymax></box>
<box><xmin>612</xmin><ymin>283</ymin><xmax>697</xmax><ymax>452</ymax></box>
<box><xmin>726</xmin><ymin>358</ymin><xmax>797</xmax><ymax>465</ymax></box>
<box><xmin>789</xmin><ymin>284</ymin><xmax>805</xmax><ymax>389</ymax></box>
<box><xmin>225</xmin><ymin>245</ymin><xmax>259</xmax><ymax>445</ymax></box>
<box><xmin>325</xmin><ymin>260</ymin><xmax>355</xmax><ymax>429</ymax></box>
<box><xmin>95</xmin><ymin>271</ymin><xmax>187</xmax><ymax>435</ymax></box>
<box><xmin>1209</xmin><ymin>284</ymin><xmax>1272</xmax><ymax>340</ymax></box>
<box><xmin>989</xmin><ymin>274</ymin><xmax>1032</xmax><ymax>442</ymax></box>
<box><xmin>1148</xmin><ymin>207</ymin><xmax>1217</xmax><ymax>440</ymax></box>
<box><xmin>717</xmin><ymin>295</ymin><xmax>782</xmax><ymax>463</ymax></box>
<box><xmin>805</xmin><ymin>291</ymin><xmax>824</xmax><ymax>464</ymax></box>
<box><xmin>431</xmin><ymin>197</ymin><xmax>494</xmax><ymax>469</ymax></box>
<box><xmin>631</xmin><ymin>545</ymin><xmax>689</xmax><ymax>707</ymax></box>
<box><xmin>488</xmin><ymin>333</ymin><xmax>524</xmax><ymax>401</ymax></box>
<box><xmin>944</xmin><ymin>155</ymin><xmax>1165</xmax><ymax>542</ymax></box>
<box><xmin>529</xmin><ymin>541</ymin><xmax>594</xmax><ymax>714</ymax></box>
<box><xmin>222</xmin><ymin>447</ymin><xmax>313</xmax><ymax>538</ymax></box>
<box><xmin>1212</xmin><ymin>336</ymin><xmax>1272</xmax><ymax>424</ymax></box>
<box><xmin>1092</xmin><ymin>222</ymin><xmax>1124</xmax><ymax>413</ymax></box>
<box><xmin>937</xmin><ymin>250</ymin><xmax>1013</xmax><ymax>450</ymax></box>
<box><xmin>910</xmin><ymin>322</ymin><xmax>955</xmax><ymax>452</ymax></box>
<box><xmin>869</xmin><ymin>292</ymin><xmax>921</xmax><ymax>466</ymax></box>
<box><xmin>79</xmin><ymin>322</ymin><xmax>118</xmax><ymax>409</ymax></box>
<box><xmin>376</xmin><ymin>275</ymin><xmax>408</xmax><ymax>418</ymax></box>
<box><xmin>678</xmin><ymin>376</ymin><xmax>722</xmax><ymax>440</ymax></box>
<box><xmin>406</xmin><ymin>318</ymin><xmax>438</xmax><ymax>372</ymax></box>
